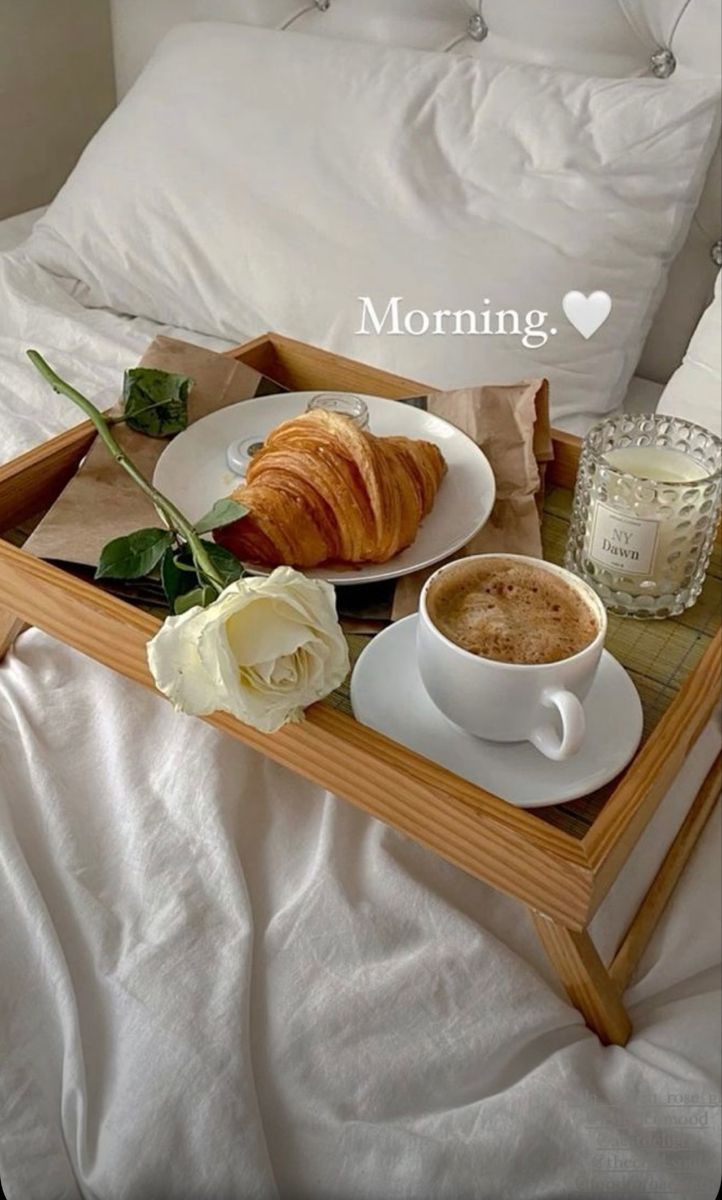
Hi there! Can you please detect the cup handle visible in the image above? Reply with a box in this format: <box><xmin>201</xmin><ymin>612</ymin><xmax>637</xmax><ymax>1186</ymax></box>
<box><xmin>529</xmin><ymin>688</ymin><xmax>585</xmax><ymax>762</ymax></box>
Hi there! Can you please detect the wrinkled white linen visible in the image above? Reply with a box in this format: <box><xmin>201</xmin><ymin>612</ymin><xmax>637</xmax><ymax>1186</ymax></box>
<box><xmin>0</xmin><ymin>633</ymin><xmax>720</xmax><ymax>1200</ymax></box>
<box><xmin>0</xmin><ymin>247</ymin><xmax>234</xmax><ymax>464</ymax></box>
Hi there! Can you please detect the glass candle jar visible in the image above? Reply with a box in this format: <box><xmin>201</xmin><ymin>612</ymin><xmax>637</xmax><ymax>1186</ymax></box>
<box><xmin>306</xmin><ymin>393</ymin><xmax>369</xmax><ymax>429</ymax></box>
<box><xmin>565</xmin><ymin>413</ymin><xmax>722</xmax><ymax>619</ymax></box>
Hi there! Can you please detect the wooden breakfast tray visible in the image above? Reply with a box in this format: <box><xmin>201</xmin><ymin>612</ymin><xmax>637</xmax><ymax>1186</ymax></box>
<box><xmin>1</xmin><ymin>333</ymin><xmax>720</xmax><ymax>1046</ymax></box>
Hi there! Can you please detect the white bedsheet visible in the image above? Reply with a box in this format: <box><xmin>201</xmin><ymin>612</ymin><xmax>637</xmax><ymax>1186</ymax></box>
<box><xmin>0</xmin><ymin>244</ymin><xmax>720</xmax><ymax>1200</ymax></box>
<box><xmin>1</xmin><ymin>636</ymin><xmax>720</xmax><ymax>1200</ymax></box>
<box><xmin>0</xmin><ymin>245</ymin><xmax>234</xmax><ymax>464</ymax></box>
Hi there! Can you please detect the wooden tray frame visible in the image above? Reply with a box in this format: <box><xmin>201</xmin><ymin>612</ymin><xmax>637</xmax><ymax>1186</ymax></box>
<box><xmin>1</xmin><ymin>333</ymin><xmax>719</xmax><ymax>1046</ymax></box>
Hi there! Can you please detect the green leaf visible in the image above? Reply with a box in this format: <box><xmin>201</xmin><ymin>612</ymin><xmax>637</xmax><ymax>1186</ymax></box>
<box><xmin>174</xmin><ymin>585</ymin><xmax>216</xmax><ymax>615</ymax></box>
<box><xmin>122</xmin><ymin>368</ymin><xmax>193</xmax><ymax>438</ymax></box>
<box><xmin>202</xmin><ymin>540</ymin><xmax>245</xmax><ymax>587</ymax></box>
<box><xmin>194</xmin><ymin>498</ymin><xmax>249</xmax><ymax>535</ymax></box>
<box><xmin>160</xmin><ymin>547</ymin><xmax>199</xmax><ymax>609</ymax></box>
<box><xmin>95</xmin><ymin>528</ymin><xmax>173</xmax><ymax>580</ymax></box>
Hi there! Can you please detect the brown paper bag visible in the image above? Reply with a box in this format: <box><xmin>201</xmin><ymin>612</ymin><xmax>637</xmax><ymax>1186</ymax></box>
<box><xmin>26</xmin><ymin>337</ymin><xmax>263</xmax><ymax>564</ymax></box>
<box><xmin>391</xmin><ymin>381</ymin><xmax>551</xmax><ymax>618</ymax></box>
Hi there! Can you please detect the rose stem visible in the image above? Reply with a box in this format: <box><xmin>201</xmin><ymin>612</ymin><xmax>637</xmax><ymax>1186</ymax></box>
<box><xmin>26</xmin><ymin>350</ymin><xmax>225</xmax><ymax>593</ymax></box>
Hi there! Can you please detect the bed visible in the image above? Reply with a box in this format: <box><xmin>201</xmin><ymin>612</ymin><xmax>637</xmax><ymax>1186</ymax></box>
<box><xmin>0</xmin><ymin>5</ymin><xmax>720</xmax><ymax>1199</ymax></box>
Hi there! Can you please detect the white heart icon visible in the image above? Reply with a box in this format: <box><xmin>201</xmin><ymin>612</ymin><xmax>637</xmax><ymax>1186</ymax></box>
<box><xmin>562</xmin><ymin>291</ymin><xmax>612</xmax><ymax>340</ymax></box>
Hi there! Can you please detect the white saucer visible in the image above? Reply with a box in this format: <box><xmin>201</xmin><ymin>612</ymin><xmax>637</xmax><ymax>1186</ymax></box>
<box><xmin>350</xmin><ymin>616</ymin><xmax>643</xmax><ymax>808</ymax></box>
<box><xmin>152</xmin><ymin>391</ymin><xmax>495</xmax><ymax>586</ymax></box>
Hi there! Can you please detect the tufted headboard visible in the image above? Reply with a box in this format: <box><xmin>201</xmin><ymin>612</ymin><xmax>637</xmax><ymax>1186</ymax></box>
<box><xmin>109</xmin><ymin>0</ymin><xmax>721</xmax><ymax>386</ymax></box>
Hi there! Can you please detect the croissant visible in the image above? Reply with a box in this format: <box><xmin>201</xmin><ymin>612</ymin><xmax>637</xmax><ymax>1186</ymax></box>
<box><xmin>214</xmin><ymin>409</ymin><xmax>446</xmax><ymax>568</ymax></box>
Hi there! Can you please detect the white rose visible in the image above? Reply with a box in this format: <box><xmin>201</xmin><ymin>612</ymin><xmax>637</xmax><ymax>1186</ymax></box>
<box><xmin>147</xmin><ymin>566</ymin><xmax>350</xmax><ymax>734</ymax></box>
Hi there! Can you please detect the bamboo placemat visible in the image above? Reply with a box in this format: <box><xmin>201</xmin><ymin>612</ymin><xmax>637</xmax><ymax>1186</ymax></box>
<box><xmin>329</xmin><ymin>484</ymin><xmax>722</xmax><ymax>838</ymax></box>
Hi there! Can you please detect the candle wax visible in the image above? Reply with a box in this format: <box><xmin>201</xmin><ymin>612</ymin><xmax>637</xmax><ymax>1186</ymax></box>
<box><xmin>604</xmin><ymin>447</ymin><xmax>708</xmax><ymax>483</ymax></box>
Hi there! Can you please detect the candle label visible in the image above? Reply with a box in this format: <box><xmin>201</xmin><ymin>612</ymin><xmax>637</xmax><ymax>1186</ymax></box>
<box><xmin>588</xmin><ymin>502</ymin><xmax>660</xmax><ymax>576</ymax></box>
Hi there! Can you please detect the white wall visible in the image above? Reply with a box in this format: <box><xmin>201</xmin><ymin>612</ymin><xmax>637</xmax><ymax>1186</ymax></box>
<box><xmin>0</xmin><ymin>0</ymin><xmax>116</xmax><ymax>219</ymax></box>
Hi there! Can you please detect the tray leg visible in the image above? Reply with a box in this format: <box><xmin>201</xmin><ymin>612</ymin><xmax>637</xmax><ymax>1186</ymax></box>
<box><xmin>530</xmin><ymin>911</ymin><xmax>632</xmax><ymax>1046</ymax></box>
<box><xmin>609</xmin><ymin>755</ymin><xmax>721</xmax><ymax>992</ymax></box>
<box><xmin>0</xmin><ymin>607</ymin><xmax>28</xmax><ymax>661</ymax></box>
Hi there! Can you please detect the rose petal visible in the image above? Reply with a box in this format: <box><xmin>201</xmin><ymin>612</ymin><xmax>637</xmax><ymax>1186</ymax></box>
<box><xmin>224</xmin><ymin>598</ymin><xmax>312</xmax><ymax>664</ymax></box>
<box><xmin>146</xmin><ymin>604</ymin><xmax>221</xmax><ymax>715</ymax></box>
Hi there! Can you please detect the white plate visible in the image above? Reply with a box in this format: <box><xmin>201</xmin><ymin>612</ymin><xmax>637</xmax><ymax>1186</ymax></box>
<box><xmin>152</xmin><ymin>392</ymin><xmax>495</xmax><ymax>585</ymax></box>
<box><xmin>350</xmin><ymin>615</ymin><xmax>643</xmax><ymax>808</ymax></box>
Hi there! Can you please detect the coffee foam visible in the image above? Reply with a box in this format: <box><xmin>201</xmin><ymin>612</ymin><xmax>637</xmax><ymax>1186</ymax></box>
<box><xmin>427</xmin><ymin>559</ymin><xmax>598</xmax><ymax>665</ymax></box>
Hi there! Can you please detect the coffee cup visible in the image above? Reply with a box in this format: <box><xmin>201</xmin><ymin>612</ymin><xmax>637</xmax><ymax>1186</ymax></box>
<box><xmin>417</xmin><ymin>554</ymin><xmax>607</xmax><ymax>761</ymax></box>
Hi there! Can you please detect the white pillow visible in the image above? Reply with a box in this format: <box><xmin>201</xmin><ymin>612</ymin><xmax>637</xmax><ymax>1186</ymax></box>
<box><xmin>657</xmin><ymin>272</ymin><xmax>721</xmax><ymax>436</ymax></box>
<box><xmin>27</xmin><ymin>23</ymin><xmax>720</xmax><ymax>428</ymax></box>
